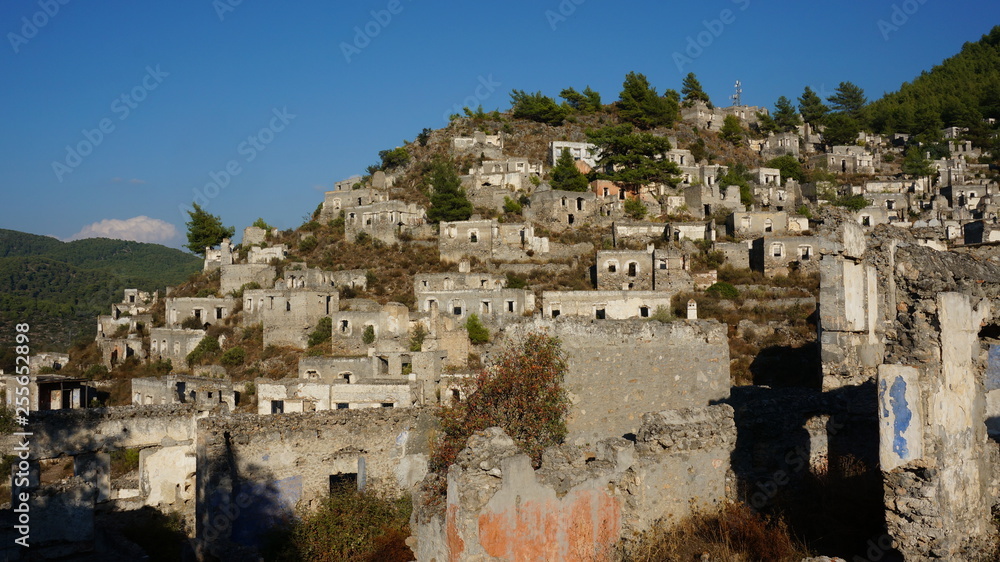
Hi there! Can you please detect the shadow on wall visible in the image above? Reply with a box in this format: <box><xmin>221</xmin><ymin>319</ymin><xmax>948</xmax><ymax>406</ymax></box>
<box><xmin>197</xmin><ymin>432</ymin><xmax>290</xmax><ymax>558</ymax></box>
<box><xmin>721</xmin><ymin>382</ymin><xmax>889</xmax><ymax>559</ymax></box>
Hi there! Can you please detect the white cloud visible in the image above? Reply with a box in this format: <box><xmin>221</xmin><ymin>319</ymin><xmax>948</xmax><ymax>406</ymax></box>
<box><xmin>68</xmin><ymin>216</ymin><xmax>179</xmax><ymax>244</ymax></box>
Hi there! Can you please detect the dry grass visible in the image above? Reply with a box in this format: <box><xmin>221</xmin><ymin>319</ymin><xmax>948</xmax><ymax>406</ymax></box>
<box><xmin>623</xmin><ymin>502</ymin><xmax>811</xmax><ymax>562</ymax></box>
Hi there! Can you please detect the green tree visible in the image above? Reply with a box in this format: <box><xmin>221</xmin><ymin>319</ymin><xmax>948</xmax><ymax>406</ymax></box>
<box><xmin>377</xmin><ymin>147</ymin><xmax>410</xmax><ymax>170</ymax></box>
<box><xmin>431</xmin><ymin>332</ymin><xmax>569</xmax><ymax>474</ymax></box>
<box><xmin>465</xmin><ymin>313</ymin><xmax>489</xmax><ymax>344</ymax></box>
<box><xmin>251</xmin><ymin>217</ymin><xmax>273</xmax><ymax>231</ymax></box>
<box><xmin>417</xmin><ymin>127</ymin><xmax>432</xmax><ymax>146</ymax></box>
<box><xmin>827</xmin><ymin>81</ymin><xmax>867</xmax><ymax>120</ymax></box>
<box><xmin>623</xmin><ymin>198</ymin><xmax>648</xmax><ymax>220</ymax></box>
<box><xmin>822</xmin><ymin>114</ymin><xmax>861</xmax><ymax>147</ymax></box>
<box><xmin>307</xmin><ymin>317</ymin><xmax>332</xmax><ymax>347</ymax></box>
<box><xmin>902</xmin><ymin>146</ymin><xmax>935</xmax><ymax>177</ymax></box>
<box><xmin>509</xmin><ymin>90</ymin><xmax>568</xmax><ymax>125</ymax></box>
<box><xmin>773</xmin><ymin>96</ymin><xmax>802</xmax><ymax>132</ymax></box>
<box><xmin>798</xmin><ymin>87</ymin><xmax>829</xmax><ymax>126</ymax></box>
<box><xmin>185</xmin><ymin>203</ymin><xmax>235</xmax><ymax>256</ymax></box>
<box><xmin>559</xmin><ymin>86</ymin><xmax>602</xmax><ymax>113</ymax></box>
<box><xmin>720</xmin><ymin>115</ymin><xmax>744</xmax><ymax>145</ymax></box>
<box><xmin>549</xmin><ymin>148</ymin><xmax>590</xmax><ymax>191</ymax></box>
<box><xmin>427</xmin><ymin>159</ymin><xmax>473</xmax><ymax>223</ymax></box>
<box><xmin>765</xmin><ymin>155</ymin><xmax>805</xmax><ymax>185</ymax></box>
<box><xmin>755</xmin><ymin>112</ymin><xmax>779</xmax><ymax>136</ymax></box>
<box><xmin>681</xmin><ymin>73</ymin><xmax>712</xmax><ymax>107</ymax></box>
<box><xmin>587</xmin><ymin>124</ymin><xmax>681</xmax><ymax>195</ymax></box>
<box><xmin>719</xmin><ymin>164</ymin><xmax>753</xmax><ymax>207</ymax></box>
<box><xmin>618</xmin><ymin>72</ymin><xmax>678</xmax><ymax>129</ymax></box>
<box><xmin>362</xmin><ymin>325</ymin><xmax>376</xmax><ymax>345</ymax></box>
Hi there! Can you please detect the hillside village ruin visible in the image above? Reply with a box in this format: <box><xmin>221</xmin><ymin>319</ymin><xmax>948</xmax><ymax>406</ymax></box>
<box><xmin>7</xmin><ymin>99</ymin><xmax>1000</xmax><ymax>561</ymax></box>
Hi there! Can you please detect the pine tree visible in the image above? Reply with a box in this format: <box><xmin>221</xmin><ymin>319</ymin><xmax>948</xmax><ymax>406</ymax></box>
<box><xmin>822</xmin><ymin>114</ymin><xmax>861</xmax><ymax>147</ymax></box>
<box><xmin>773</xmin><ymin>96</ymin><xmax>802</xmax><ymax>132</ymax></box>
<box><xmin>509</xmin><ymin>90</ymin><xmax>568</xmax><ymax>125</ymax></box>
<box><xmin>827</xmin><ymin>81</ymin><xmax>867</xmax><ymax>119</ymax></box>
<box><xmin>587</xmin><ymin>124</ymin><xmax>680</xmax><ymax>195</ymax></box>
<box><xmin>681</xmin><ymin>73</ymin><xmax>711</xmax><ymax>107</ymax></box>
<box><xmin>720</xmin><ymin>115</ymin><xmax>744</xmax><ymax>145</ymax></box>
<box><xmin>798</xmin><ymin>87</ymin><xmax>829</xmax><ymax>126</ymax></box>
<box><xmin>549</xmin><ymin>148</ymin><xmax>590</xmax><ymax>192</ymax></box>
<box><xmin>560</xmin><ymin>86</ymin><xmax>602</xmax><ymax>113</ymax></box>
<box><xmin>902</xmin><ymin>146</ymin><xmax>934</xmax><ymax>177</ymax></box>
<box><xmin>618</xmin><ymin>72</ymin><xmax>677</xmax><ymax>129</ymax></box>
<box><xmin>427</xmin><ymin>159</ymin><xmax>473</xmax><ymax>223</ymax></box>
<box><xmin>185</xmin><ymin>203</ymin><xmax>235</xmax><ymax>256</ymax></box>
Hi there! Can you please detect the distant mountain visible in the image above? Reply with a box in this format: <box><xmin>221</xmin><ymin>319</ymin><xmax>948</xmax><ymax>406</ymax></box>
<box><xmin>0</xmin><ymin>229</ymin><xmax>202</xmax><ymax>355</ymax></box>
<box><xmin>866</xmin><ymin>25</ymin><xmax>1000</xmax><ymax>139</ymax></box>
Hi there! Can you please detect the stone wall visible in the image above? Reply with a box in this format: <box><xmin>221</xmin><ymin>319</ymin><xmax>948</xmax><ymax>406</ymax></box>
<box><xmin>540</xmin><ymin>291</ymin><xmax>676</xmax><ymax>321</ymax></box>
<box><xmin>220</xmin><ymin>263</ymin><xmax>276</xmax><ymax>296</ymax></box>
<box><xmin>411</xmin><ymin>405</ymin><xmax>736</xmax><ymax>561</ymax></box>
<box><xmin>500</xmin><ymin>318</ymin><xmax>730</xmax><ymax>445</ymax></box>
<box><xmin>149</xmin><ymin>327</ymin><xmax>206</xmax><ymax>366</ymax></box>
<box><xmin>196</xmin><ymin>408</ymin><xmax>435</xmax><ymax>554</ymax></box>
<box><xmin>242</xmin><ymin>289</ymin><xmax>338</xmax><ymax>348</ymax></box>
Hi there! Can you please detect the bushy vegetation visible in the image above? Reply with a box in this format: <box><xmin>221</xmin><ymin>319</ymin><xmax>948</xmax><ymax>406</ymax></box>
<box><xmin>307</xmin><ymin>317</ymin><xmax>333</xmax><ymax>348</ymax></box>
<box><xmin>264</xmin><ymin>487</ymin><xmax>413</xmax><ymax>562</ymax></box>
<box><xmin>186</xmin><ymin>335</ymin><xmax>221</xmax><ymax>367</ymax></box>
<box><xmin>624</xmin><ymin>502</ymin><xmax>811</xmax><ymax>562</ymax></box>
<box><xmin>430</xmin><ymin>333</ymin><xmax>569</xmax><ymax>478</ymax></box>
<box><xmin>362</xmin><ymin>325</ymin><xmax>376</xmax><ymax>345</ymax></box>
<box><xmin>465</xmin><ymin>313</ymin><xmax>489</xmax><ymax>344</ymax></box>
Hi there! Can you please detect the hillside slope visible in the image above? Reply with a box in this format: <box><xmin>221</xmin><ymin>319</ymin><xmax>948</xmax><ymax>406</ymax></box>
<box><xmin>0</xmin><ymin>230</ymin><xmax>202</xmax><ymax>358</ymax></box>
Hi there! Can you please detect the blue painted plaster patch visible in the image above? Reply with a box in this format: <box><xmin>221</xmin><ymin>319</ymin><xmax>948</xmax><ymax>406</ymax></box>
<box><xmin>889</xmin><ymin>376</ymin><xmax>912</xmax><ymax>459</ymax></box>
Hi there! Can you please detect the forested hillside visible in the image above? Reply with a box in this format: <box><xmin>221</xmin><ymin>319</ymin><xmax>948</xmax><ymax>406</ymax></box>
<box><xmin>864</xmin><ymin>26</ymin><xmax>1000</xmax><ymax>140</ymax></box>
<box><xmin>0</xmin><ymin>230</ymin><xmax>201</xmax><ymax>361</ymax></box>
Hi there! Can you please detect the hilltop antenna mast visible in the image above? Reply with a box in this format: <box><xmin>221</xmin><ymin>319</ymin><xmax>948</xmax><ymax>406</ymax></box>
<box><xmin>731</xmin><ymin>80</ymin><xmax>742</xmax><ymax>107</ymax></box>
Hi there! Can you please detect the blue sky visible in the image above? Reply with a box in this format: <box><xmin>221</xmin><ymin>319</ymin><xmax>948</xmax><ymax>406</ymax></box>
<box><xmin>1</xmin><ymin>0</ymin><xmax>998</xmax><ymax>250</ymax></box>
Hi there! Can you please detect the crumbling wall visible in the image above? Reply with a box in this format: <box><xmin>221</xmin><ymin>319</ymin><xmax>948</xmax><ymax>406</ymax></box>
<box><xmin>501</xmin><ymin>318</ymin><xmax>729</xmax><ymax>446</ymax></box>
<box><xmin>411</xmin><ymin>405</ymin><xmax>735</xmax><ymax>561</ymax></box>
<box><xmin>196</xmin><ymin>408</ymin><xmax>435</xmax><ymax>554</ymax></box>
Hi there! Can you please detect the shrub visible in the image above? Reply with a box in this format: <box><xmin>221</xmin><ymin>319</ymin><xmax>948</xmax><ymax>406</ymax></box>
<box><xmin>362</xmin><ymin>325</ymin><xmax>376</xmax><ymax>345</ymax></box>
<box><xmin>650</xmin><ymin>305</ymin><xmax>674</xmax><ymax>323</ymax></box>
<box><xmin>465</xmin><ymin>313</ymin><xmax>489</xmax><ymax>344</ymax></box>
<box><xmin>298</xmin><ymin>236</ymin><xmax>318</xmax><ymax>253</ymax></box>
<box><xmin>503</xmin><ymin>196</ymin><xmax>522</xmax><ymax>215</ymax></box>
<box><xmin>409</xmin><ymin>325</ymin><xmax>427</xmax><ymax>352</ymax></box>
<box><xmin>505</xmin><ymin>273</ymin><xmax>527</xmax><ymax>289</ymax></box>
<box><xmin>355</xmin><ymin>231</ymin><xmax>371</xmax><ymax>245</ymax></box>
<box><xmin>625</xmin><ymin>502</ymin><xmax>810</xmax><ymax>561</ymax></box>
<box><xmin>706</xmin><ymin>281</ymin><xmax>740</xmax><ymax>299</ymax></box>
<box><xmin>220</xmin><ymin>346</ymin><xmax>246</xmax><ymax>367</ymax></box>
<box><xmin>180</xmin><ymin>316</ymin><xmax>203</xmax><ymax>330</ymax></box>
<box><xmin>262</xmin><ymin>488</ymin><xmax>413</xmax><ymax>561</ymax></box>
<box><xmin>623</xmin><ymin>198</ymin><xmax>648</xmax><ymax>220</ymax></box>
<box><xmin>431</xmin><ymin>332</ymin><xmax>569</xmax><ymax>477</ymax></box>
<box><xmin>84</xmin><ymin>364</ymin><xmax>110</xmax><ymax>380</ymax></box>
<box><xmin>186</xmin><ymin>336</ymin><xmax>220</xmax><ymax>367</ymax></box>
<box><xmin>307</xmin><ymin>317</ymin><xmax>333</xmax><ymax>348</ymax></box>
<box><xmin>110</xmin><ymin>448</ymin><xmax>140</xmax><ymax>478</ymax></box>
